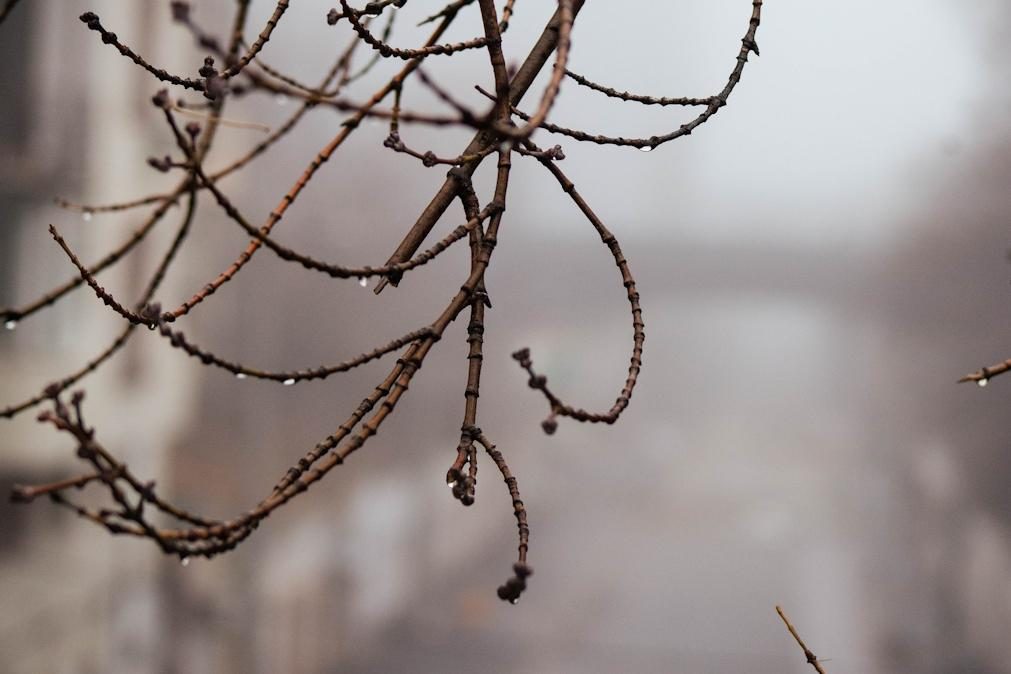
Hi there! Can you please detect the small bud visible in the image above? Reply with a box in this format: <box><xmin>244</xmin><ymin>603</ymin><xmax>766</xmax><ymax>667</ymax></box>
<box><xmin>203</xmin><ymin>75</ymin><xmax>226</xmax><ymax>101</ymax></box>
<box><xmin>541</xmin><ymin>417</ymin><xmax>558</xmax><ymax>435</ymax></box>
<box><xmin>198</xmin><ymin>57</ymin><xmax>216</xmax><ymax>78</ymax></box>
<box><xmin>326</xmin><ymin>8</ymin><xmax>341</xmax><ymax>25</ymax></box>
<box><xmin>513</xmin><ymin>563</ymin><xmax>532</xmax><ymax>578</ymax></box>
<box><xmin>422</xmin><ymin>151</ymin><xmax>438</xmax><ymax>168</ymax></box>
<box><xmin>151</xmin><ymin>89</ymin><xmax>170</xmax><ymax>109</ymax></box>
<box><xmin>10</xmin><ymin>486</ymin><xmax>33</xmax><ymax>504</ymax></box>
<box><xmin>139</xmin><ymin>480</ymin><xmax>157</xmax><ymax>501</ymax></box>
<box><xmin>169</xmin><ymin>1</ymin><xmax>190</xmax><ymax>23</ymax></box>
<box><xmin>147</xmin><ymin>156</ymin><xmax>173</xmax><ymax>173</ymax></box>
<box><xmin>140</xmin><ymin>302</ymin><xmax>162</xmax><ymax>324</ymax></box>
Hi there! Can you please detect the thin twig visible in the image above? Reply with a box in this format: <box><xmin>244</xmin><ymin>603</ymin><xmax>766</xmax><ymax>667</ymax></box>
<box><xmin>776</xmin><ymin>606</ymin><xmax>828</xmax><ymax>674</ymax></box>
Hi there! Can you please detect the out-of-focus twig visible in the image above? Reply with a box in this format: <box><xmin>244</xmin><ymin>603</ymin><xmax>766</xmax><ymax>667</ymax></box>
<box><xmin>776</xmin><ymin>605</ymin><xmax>828</xmax><ymax>674</ymax></box>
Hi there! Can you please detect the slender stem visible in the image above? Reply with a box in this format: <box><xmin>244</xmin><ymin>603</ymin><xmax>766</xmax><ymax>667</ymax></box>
<box><xmin>776</xmin><ymin>606</ymin><xmax>828</xmax><ymax>674</ymax></box>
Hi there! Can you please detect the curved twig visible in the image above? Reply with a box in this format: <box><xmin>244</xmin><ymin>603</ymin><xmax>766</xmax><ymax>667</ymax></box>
<box><xmin>506</xmin><ymin>0</ymin><xmax>762</xmax><ymax>151</ymax></box>
<box><xmin>511</xmin><ymin>140</ymin><xmax>644</xmax><ymax>433</ymax></box>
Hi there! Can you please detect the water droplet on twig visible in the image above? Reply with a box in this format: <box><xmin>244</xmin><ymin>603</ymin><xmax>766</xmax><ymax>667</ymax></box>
<box><xmin>180</xmin><ymin>556</ymin><xmax>190</xmax><ymax>567</ymax></box>
<box><xmin>4</xmin><ymin>320</ymin><xmax>17</xmax><ymax>331</ymax></box>
<box><xmin>977</xmin><ymin>378</ymin><xmax>989</xmax><ymax>388</ymax></box>
<box><xmin>235</xmin><ymin>372</ymin><xmax>247</xmax><ymax>380</ymax></box>
<box><xmin>638</xmin><ymin>145</ymin><xmax>654</xmax><ymax>153</ymax></box>
<box><xmin>283</xmin><ymin>378</ymin><xmax>296</xmax><ymax>386</ymax></box>
<box><xmin>82</xmin><ymin>211</ymin><xmax>93</xmax><ymax>222</ymax></box>
<box><xmin>358</xmin><ymin>277</ymin><xmax>368</xmax><ymax>288</ymax></box>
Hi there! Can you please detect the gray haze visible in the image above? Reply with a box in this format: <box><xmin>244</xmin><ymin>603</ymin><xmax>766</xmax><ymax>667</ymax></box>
<box><xmin>1</xmin><ymin>1</ymin><xmax>1010</xmax><ymax>672</ymax></box>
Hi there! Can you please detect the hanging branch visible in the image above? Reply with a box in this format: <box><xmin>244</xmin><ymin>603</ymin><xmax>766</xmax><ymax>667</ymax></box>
<box><xmin>3</xmin><ymin>0</ymin><xmax>765</xmax><ymax>604</ymax></box>
<box><xmin>505</xmin><ymin>0</ymin><xmax>763</xmax><ymax>151</ymax></box>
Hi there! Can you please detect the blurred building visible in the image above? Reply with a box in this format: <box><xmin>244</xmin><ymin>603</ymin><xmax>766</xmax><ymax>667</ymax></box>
<box><xmin>1</xmin><ymin>2</ymin><xmax>1010</xmax><ymax>673</ymax></box>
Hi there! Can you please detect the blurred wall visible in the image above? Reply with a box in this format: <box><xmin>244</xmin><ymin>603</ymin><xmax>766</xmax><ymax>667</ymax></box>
<box><xmin>1</xmin><ymin>2</ymin><xmax>1010</xmax><ymax>673</ymax></box>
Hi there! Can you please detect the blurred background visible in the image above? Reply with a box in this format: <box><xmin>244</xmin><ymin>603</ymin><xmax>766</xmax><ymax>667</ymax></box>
<box><xmin>2</xmin><ymin>1</ymin><xmax>1010</xmax><ymax>672</ymax></box>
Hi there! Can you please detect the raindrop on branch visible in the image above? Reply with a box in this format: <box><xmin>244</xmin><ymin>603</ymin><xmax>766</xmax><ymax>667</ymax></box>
<box><xmin>283</xmin><ymin>378</ymin><xmax>296</xmax><ymax>386</ymax></box>
<box><xmin>4</xmin><ymin>320</ymin><xmax>17</xmax><ymax>331</ymax></box>
<box><xmin>977</xmin><ymin>378</ymin><xmax>989</xmax><ymax>388</ymax></box>
<box><xmin>358</xmin><ymin>277</ymin><xmax>368</xmax><ymax>288</ymax></box>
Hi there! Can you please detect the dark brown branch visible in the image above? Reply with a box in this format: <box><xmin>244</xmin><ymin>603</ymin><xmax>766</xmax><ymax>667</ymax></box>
<box><xmin>494</xmin><ymin>0</ymin><xmax>574</xmax><ymax>141</ymax></box>
<box><xmin>55</xmin><ymin>45</ymin><xmax>356</xmax><ymax>221</ymax></box>
<box><xmin>11</xmin><ymin>472</ymin><xmax>106</xmax><ymax>503</ymax></box>
<box><xmin>78</xmin><ymin>12</ymin><xmax>207</xmax><ymax>93</ymax></box>
<box><xmin>510</xmin><ymin>139</ymin><xmax>644</xmax><ymax>433</ymax></box>
<box><xmin>417</xmin><ymin>0</ymin><xmax>475</xmax><ymax>26</ymax></box>
<box><xmin>1</xmin><ymin>189</ymin><xmax>183</xmax><ymax>326</ymax></box>
<box><xmin>342</xmin><ymin>0</ymin><xmax>493</xmax><ymax>61</ymax></box>
<box><xmin>474</xmin><ymin>431</ymin><xmax>531</xmax><ymax>604</ymax></box>
<box><xmin>48</xmin><ymin>224</ymin><xmax>154</xmax><ymax>327</ymax></box>
<box><xmin>564</xmin><ymin>70</ymin><xmax>716</xmax><ymax>107</ymax></box>
<box><xmin>507</xmin><ymin>0</ymin><xmax>762</xmax><ymax>151</ymax></box>
<box><xmin>1</xmin><ymin>190</ymin><xmax>198</xmax><ymax>419</ymax></box>
<box><xmin>158</xmin><ymin>321</ymin><xmax>434</xmax><ymax>384</ymax></box>
<box><xmin>165</xmin><ymin>104</ymin><xmax>498</xmax><ymax>282</ymax></box>
<box><xmin>163</xmin><ymin>12</ymin><xmax>458</xmax><ymax>322</ymax></box>
<box><xmin>343</xmin><ymin>10</ymin><xmax>398</xmax><ymax>85</ymax></box>
<box><xmin>447</xmin><ymin>181</ymin><xmax>488</xmax><ymax>507</ymax></box>
<box><xmin>3</xmin><ymin>0</ymin><xmax>770</xmax><ymax>605</ymax></box>
<box><xmin>374</xmin><ymin>0</ymin><xmax>586</xmax><ymax>292</ymax></box>
<box><xmin>219</xmin><ymin>0</ymin><xmax>290</xmax><ymax>80</ymax></box>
